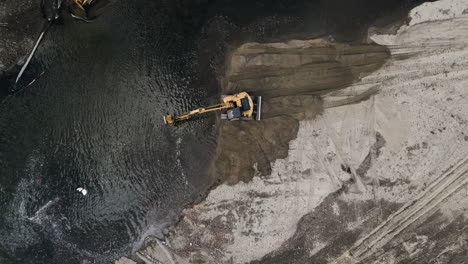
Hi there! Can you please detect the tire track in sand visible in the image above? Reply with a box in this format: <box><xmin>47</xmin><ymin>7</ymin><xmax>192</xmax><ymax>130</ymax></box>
<box><xmin>334</xmin><ymin>156</ymin><xmax>468</xmax><ymax>263</ymax></box>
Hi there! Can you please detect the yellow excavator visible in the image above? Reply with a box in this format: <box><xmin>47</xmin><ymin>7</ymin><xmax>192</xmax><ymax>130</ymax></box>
<box><xmin>73</xmin><ymin>0</ymin><xmax>92</xmax><ymax>10</ymax></box>
<box><xmin>163</xmin><ymin>92</ymin><xmax>262</xmax><ymax>124</ymax></box>
<box><xmin>70</xmin><ymin>0</ymin><xmax>94</xmax><ymax>20</ymax></box>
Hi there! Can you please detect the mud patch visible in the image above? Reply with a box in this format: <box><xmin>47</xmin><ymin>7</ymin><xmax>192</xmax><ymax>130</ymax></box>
<box><xmin>356</xmin><ymin>132</ymin><xmax>386</xmax><ymax>178</ymax></box>
<box><xmin>215</xmin><ymin>96</ymin><xmax>322</xmax><ymax>183</ymax></box>
<box><xmin>214</xmin><ymin>39</ymin><xmax>390</xmax><ymax>183</ymax></box>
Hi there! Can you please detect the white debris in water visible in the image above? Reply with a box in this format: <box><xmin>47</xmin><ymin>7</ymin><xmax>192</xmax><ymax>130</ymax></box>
<box><xmin>28</xmin><ymin>199</ymin><xmax>57</xmax><ymax>223</ymax></box>
<box><xmin>76</xmin><ymin>187</ymin><xmax>88</xmax><ymax>196</ymax></box>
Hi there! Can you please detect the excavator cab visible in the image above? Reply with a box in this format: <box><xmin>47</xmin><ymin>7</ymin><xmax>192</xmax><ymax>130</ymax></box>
<box><xmin>222</xmin><ymin>93</ymin><xmax>261</xmax><ymax>121</ymax></box>
<box><xmin>163</xmin><ymin>92</ymin><xmax>262</xmax><ymax>124</ymax></box>
<box><xmin>226</xmin><ymin>108</ymin><xmax>242</xmax><ymax>120</ymax></box>
<box><xmin>240</xmin><ymin>98</ymin><xmax>251</xmax><ymax>111</ymax></box>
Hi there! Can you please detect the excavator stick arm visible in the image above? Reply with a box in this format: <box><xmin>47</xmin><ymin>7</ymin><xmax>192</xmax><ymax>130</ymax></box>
<box><xmin>164</xmin><ymin>102</ymin><xmax>234</xmax><ymax>124</ymax></box>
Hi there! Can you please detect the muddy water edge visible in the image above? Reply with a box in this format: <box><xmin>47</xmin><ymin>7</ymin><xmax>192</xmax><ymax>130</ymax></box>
<box><xmin>0</xmin><ymin>0</ymin><xmax>434</xmax><ymax>263</ymax></box>
<box><xmin>216</xmin><ymin>40</ymin><xmax>390</xmax><ymax>183</ymax></box>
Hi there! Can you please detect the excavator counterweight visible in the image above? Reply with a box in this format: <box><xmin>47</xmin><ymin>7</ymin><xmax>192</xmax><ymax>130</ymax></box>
<box><xmin>163</xmin><ymin>92</ymin><xmax>261</xmax><ymax>124</ymax></box>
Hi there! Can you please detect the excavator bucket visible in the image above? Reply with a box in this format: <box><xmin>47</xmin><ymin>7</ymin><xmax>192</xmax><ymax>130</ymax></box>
<box><xmin>255</xmin><ymin>96</ymin><xmax>262</xmax><ymax>121</ymax></box>
<box><xmin>163</xmin><ymin>115</ymin><xmax>174</xmax><ymax>124</ymax></box>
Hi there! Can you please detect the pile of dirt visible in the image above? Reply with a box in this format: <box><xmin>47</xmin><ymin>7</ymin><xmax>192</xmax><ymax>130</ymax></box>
<box><xmin>214</xmin><ymin>39</ymin><xmax>390</xmax><ymax>183</ymax></box>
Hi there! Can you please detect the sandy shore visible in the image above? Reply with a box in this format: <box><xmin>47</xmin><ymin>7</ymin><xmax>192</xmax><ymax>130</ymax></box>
<box><xmin>134</xmin><ymin>0</ymin><xmax>468</xmax><ymax>263</ymax></box>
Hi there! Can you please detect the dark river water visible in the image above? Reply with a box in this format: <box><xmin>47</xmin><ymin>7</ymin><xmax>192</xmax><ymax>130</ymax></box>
<box><xmin>0</xmin><ymin>0</ymin><xmax>430</xmax><ymax>263</ymax></box>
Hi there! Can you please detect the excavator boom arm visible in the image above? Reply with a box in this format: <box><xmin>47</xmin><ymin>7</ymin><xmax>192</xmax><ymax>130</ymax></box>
<box><xmin>164</xmin><ymin>102</ymin><xmax>234</xmax><ymax>124</ymax></box>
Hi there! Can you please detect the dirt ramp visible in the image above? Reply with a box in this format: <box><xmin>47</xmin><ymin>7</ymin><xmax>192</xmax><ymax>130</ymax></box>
<box><xmin>214</xmin><ymin>39</ymin><xmax>389</xmax><ymax>183</ymax></box>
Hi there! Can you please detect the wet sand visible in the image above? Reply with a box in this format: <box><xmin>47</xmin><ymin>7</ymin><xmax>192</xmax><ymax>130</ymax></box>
<box><xmin>214</xmin><ymin>39</ymin><xmax>389</xmax><ymax>183</ymax></box>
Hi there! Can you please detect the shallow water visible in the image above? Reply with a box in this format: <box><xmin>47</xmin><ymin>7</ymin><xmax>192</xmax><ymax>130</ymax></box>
<box><xmin>0</xmin><ymin>0</ymin><xmax>432</xmax><ymax>262</ymax></box>
<box><xmin>0</xmin><ymin>1</ymin><xmax>218</xmax><ymax>262</ymax></box>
